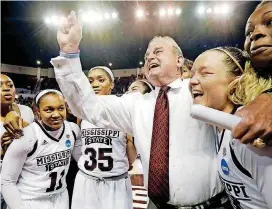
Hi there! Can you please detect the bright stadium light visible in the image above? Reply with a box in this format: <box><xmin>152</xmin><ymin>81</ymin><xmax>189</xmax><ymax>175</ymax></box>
<box><xmin>221</xmin><ymin>4</ymin><xmax>230</xmax><ymax>14</ymax></box>
<box><xmin>167</xmin><ymin>8</ymin><xmax>174</xmax><ymax>16</ymax></box>
<box><xmin>104</xmin><ymin>13</ymin><xmax>110</xmax><ymax>20</ymax></box>
<box><xmin>88</xmin><ymin>11</ymin><xmax>96</xmax><ymax>22</ymax></box>
<box><xmin>97</xmin><ymin>14</ymin><xmax>103</xmax><ymax>22</ymax></box>
<box><xmin>109</xmin><ymin>62</ymin><xmax>112</xmax><ymax>67</ymax></box>
<box><xmin>51</xmin><ymin>15</ymin><xmax>59</xmax><ymax>25</ymax></box>
<box><xmin>175</xmin><ymin>8</ymin><xmax>182</xmax><ymax>15</ymax></box>
<box><xmin>45</xmin><ymin>17</ymin><xmax>51</xmax><ymax>24</ymax></box>
<box><xmin>111</xmin><ymin>12</ymin><xmax>118</xmax><ymax>19</ymax></box>
<box><xmin>82</xmin><ymin>14</ymin><xmax>89</xmax><ymax>22</ymax></box>
<box><xmin>36</xmin><ymin>60</ymin><xmax>41</xmax><ymax>65</ymax></box>
<box><xmin>139</xmin><ymin>61</ymin><xmax>143</xmax><ymax>65</ymax></box>
<box><xmin>197</xmin><ymin>6</ymin><xmax>206</xmax><ymax>15</ymax></box>
<box><xmin>206</xmin><ymin>8</ymin><xmax>213</xmax><ymax>14</ymax></box>
<box><xmin>159</xmin><ymin>8</ymin><xmax>166</xmax><ymax>17</ymax></box>
<box><xmin>213</xmin><ymin>6</ymin><xmax>220</xmax><ymax>14</ymax></box>
<box><xmin>136</xmin><ymin>9</ymin><xmax>144</xmax><ymax>18</ymax></box>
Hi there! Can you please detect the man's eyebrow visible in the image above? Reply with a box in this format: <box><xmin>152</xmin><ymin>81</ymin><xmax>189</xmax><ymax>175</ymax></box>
<box><xmin>263</xmin><ymin>10</ymin><xmax>272</xmax><ymax>16</ymax></box>
<box><xmin>145</xmin><ymin>47</ymin><xmax>163</xmax><ymax>57</ymax></box>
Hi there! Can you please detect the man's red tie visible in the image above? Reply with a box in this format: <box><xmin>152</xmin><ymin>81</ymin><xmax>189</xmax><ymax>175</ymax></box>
<box><xmin>148</xmin><ymin>85</ymin><xmax>170</xmax><ymax>208</ymax></box>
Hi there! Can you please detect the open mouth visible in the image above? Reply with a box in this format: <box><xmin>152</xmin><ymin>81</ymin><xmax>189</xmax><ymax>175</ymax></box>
<box><xmin>149</xmin><ymin>63</ymin><xmax>160</xmax><ymax>70</ymax></box>
<box><xmin>51</xmin><ymin>120</ymin><xmax>62</xmax><ymax>125</ymax></box>
<box><xmin>93</xmin><ymin>89</ymin><xmax>101</xmax><ymax>94</ymax></box>
<box><xmin>3</xmin><ymin>94</ymin><xmax>13</xmax><ymax>100</ymax></box>
<box><xmin>192</xmin><ymin>91</ymin><xmax>204</xmax><ymax>100</ymax></box>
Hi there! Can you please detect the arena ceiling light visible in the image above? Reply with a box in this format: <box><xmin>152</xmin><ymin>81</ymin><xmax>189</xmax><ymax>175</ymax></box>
<box><xmin>139</xmin><ymin>61</ymin><xmax>143</xmax><ymax>66</ymax></box>
<box><xmin>136</xmin><ymin>9</ymin><xmax>145</xmax><ymax>19</ymax></box>
<box><xmin>159</xmin><ymin>8</ymin><xmax>166</xmax><ymax>17</ymax></box>
<box><xmin>175</xmin><ymin>8</ymin><xmax>182</xmax><ymax>16</ymax></box>
<box><xmin>206</xmin><ymin>8</ymin><xmax>213</xmax><ymax>14</ymax></box>
<box><xmin>197</xmin><ymin>6</ymin><xmax>206</xmax><ymax>15</ymax></box>
<box><xmin>45</xmin><ymin>17</ymin><xmax>51</xmax><ymax>24</ymax></box>
<box><xmin>159</xmin><ymin>7</ymin><xmax>181</xmax><ymax>18</ymax></box>
<box><xmin>221</xmin><ymin>4</ymin><xmax>230</xmax><ymax>14</ymax></box>
<box><xmin>44</xmin><ymin>15</ymin><xmax>61</xmax><ymax>25</ymax></box>
<box><xmin>111</xmin><ymin>12</ymin><xmax>118</xmax><ymax>19</ymax></box>
<box><xmin>104</xmin><ymin>13</ymin><xmax>110</xmax><ymax>20</ymax></box>
<box><xmin>109</xmin><ymin>62</ymin><xmax>112</xmax><ymax>67</ymax></box>
<box><xmin>77</xmin><ymin>10</ymin><xmax>118</xmax><ymax>24</ymax></box>
<box><xmin>213</xmin><ymin>6</ymin><xmax>220</xmax><ymax>14</ymax></box>
<box><xmin>51</xmin><ymin>15</ymin><xmax>60</xmax><ymax>25</ymax></box>
<box><xmin>167</xmin><ymin>8</ymin><xmax>174</xmax><ymax>16</ymax></box>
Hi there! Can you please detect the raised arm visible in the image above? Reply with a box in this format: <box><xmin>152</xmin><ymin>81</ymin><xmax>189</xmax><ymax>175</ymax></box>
<box><xmin>51</xmin><ymin>11</ymin><xmax>135</xmax><ymax>134</ymax></box>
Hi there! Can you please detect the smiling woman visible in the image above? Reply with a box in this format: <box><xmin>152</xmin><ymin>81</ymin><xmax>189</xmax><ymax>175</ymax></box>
<box><xmin>1</xmin><ymin>89</ymin><xmax>82</xmax><ymax>209</ymax></box>
<box><xmin>190</xmin><ymin>46</ymin><xmax>272</xmax><ymax>209</ymax></box>
<box><xmin>35</xmin><ymin>90</ymin><xmax>67</xmax><ymax>130</ymax></box>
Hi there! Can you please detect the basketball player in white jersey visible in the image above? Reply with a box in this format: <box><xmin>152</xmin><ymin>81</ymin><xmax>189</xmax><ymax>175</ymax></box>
<box><xmin>1</xmin><ymin>89</ymin><xmax>81</xmax><ymax>209</ymax></box>
<box><xmin>190</xmin><ymin>46</ymin><xmax>272</xmax><ymax>209</ymax></box>
<box><xmin>72</xmin><ymin>66</ymin><xmax>136</xmax><ymax>209</ymax></box>
<box><xmin>0</xmin><ymin>74</ymin><xmax>34</xmax><ymax>209</ymax></box>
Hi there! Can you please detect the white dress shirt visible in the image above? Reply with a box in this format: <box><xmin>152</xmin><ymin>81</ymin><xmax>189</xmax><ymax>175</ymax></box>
<box><xmin>51</xmin><ymin>56</ymin><xmax>223</xmax><ymax>206</ymax></box>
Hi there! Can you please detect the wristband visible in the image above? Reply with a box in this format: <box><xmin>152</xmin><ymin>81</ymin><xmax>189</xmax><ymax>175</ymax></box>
<box><xmin>60</xmin><ymin>49</ymin><xmax>80</xmax><ymax>58</ymax></box>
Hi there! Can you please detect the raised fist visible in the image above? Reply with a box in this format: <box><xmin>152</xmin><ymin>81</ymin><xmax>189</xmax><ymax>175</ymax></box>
<box><xmin>57</xmin><ymin>11</ymin><xmax>82</xmax><ymax>53</ymax></box>
<box><xmin>3</xmin><ymin>111</ymin><xmax>29</xmax><ymax>139</ymax></box>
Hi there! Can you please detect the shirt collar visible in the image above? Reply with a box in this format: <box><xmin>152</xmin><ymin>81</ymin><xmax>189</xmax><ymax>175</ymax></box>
<box><xmin>154</xmin><ymin>78</ymin><xmax>183</xmax><ymax>92</ymax></box>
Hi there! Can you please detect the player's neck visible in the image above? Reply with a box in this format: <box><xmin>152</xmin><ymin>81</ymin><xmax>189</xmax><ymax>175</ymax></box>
<box><xmin>217</xmin><ymin>102</ymin><xmax>236</xmax><ymax>133</ymax></box>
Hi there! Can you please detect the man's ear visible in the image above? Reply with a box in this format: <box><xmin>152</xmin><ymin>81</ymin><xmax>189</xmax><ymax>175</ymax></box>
<box><xmin>177</xmin><ymin>56</ymin><xmax>184</xmax><ymax>68</ymax></box>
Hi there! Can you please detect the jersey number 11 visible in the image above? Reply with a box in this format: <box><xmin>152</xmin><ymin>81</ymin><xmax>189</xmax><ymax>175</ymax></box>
<box><xmin>46</xmin><ymin>169</ymin><xmax>65</xmax><ymax>192</ymax></box>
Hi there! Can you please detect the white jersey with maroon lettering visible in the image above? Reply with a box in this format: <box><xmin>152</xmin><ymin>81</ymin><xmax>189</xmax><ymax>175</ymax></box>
<box><xmin>217</xmin><ymin>130</ymin><xmax>272</xmax><ymax>209</ymax></box>
<box><xmin>77</xmin><ymin>120</ymin><xmax>129</xmax><ymax>177</ymax></box>
<box><xmin>17</xmin><ymin>120</ymin><xmax>79</xmax><ymax>200</ymax></box>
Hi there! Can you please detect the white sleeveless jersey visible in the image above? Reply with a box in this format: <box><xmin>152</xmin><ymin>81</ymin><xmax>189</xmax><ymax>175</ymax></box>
<box><xmin>17</xmin><ymin>120</ymin><xmax>78</xmax><ymax>200</ymax></box>
<box><xmin>77</xmin><ymin>120</ymin><xmax>129</xmax><ymax>177</ymax></box>
<box><xmin>217</xmin><ymin>130</ymin><xmax>272</xmax><ymax>209</ymax></box>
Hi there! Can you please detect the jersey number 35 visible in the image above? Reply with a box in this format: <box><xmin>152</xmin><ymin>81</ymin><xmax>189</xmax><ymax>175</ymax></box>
<box><xmin>84</xmin><ymin>147</ymin><xmax>114</xmax><ymax>172</ymax></box>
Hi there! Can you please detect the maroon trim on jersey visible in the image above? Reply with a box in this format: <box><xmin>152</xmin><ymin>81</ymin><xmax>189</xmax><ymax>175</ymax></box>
<box><xmin>35</xmin><ymin>120</ymin><xmax>66</xmax><ymax>142</ymax></box>
<box><xmin>27</xmin><ymin>140</ymin><xmax>38</xmax><ymax>157</ymax></box>
<box><xmin>229</xmin><ymin>143</ymin><xmax>253</xmax><ymax>179</ymax></box>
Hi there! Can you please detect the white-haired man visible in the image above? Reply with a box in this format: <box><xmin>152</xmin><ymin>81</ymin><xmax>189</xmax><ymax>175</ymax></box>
<box><xmin>50</xmin><ymin>11</ymin><xmax>272</xmax><ymax>209</ymax></box>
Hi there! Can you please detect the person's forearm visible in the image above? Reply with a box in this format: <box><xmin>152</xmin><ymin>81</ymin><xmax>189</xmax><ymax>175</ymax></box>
<box><xmin>51</xmin><ymin>56</ymin><xmax>134</xmax><ymax>134</ymax></box>
<box><xmin>72</xmin><ymin>140</ymin><xmax>82</xmax><ymax>162</ymax></box>
<box><xmin>127</xmin><ymin>136</ymin><xmax>137</xmax><ymax>165</ymax></box>
<box><xmin>2</xmin><ymin>181</ymin><xmax>26</xmax><ymax>209</ymax></box>
<box><xmin>1</xmin><ymin>140</ymin><xmax>30</xmax><ymax>209</ymax></box>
